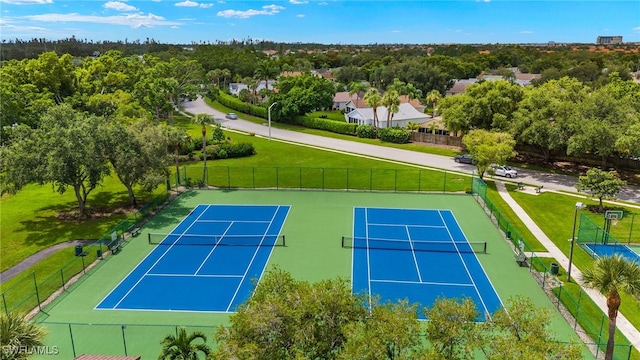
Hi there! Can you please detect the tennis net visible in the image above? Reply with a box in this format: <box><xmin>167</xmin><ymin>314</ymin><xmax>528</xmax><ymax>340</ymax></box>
<box><xmin>341</xmin><ymin>236</ymin><xmax>487</xmax><ymax>254</ymax></box>
<box><xmin>148</xmin><ymin>233</ymin><xmax>286</xmax><ymax>247</ymax></box>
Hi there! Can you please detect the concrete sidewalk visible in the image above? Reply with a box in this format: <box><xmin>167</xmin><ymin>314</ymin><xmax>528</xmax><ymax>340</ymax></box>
<box><xmin>494</xmin><ymin>181</ymin><xmax>640</xmax><ymax>351</ymax></box>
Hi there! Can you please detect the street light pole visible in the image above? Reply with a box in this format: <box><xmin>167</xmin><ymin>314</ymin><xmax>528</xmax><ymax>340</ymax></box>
<box><xmin>567</xmin><ymin>201</ymin><xmax>585</xmax><ymax>282</ymax></box>
<box><xmin>268</xmin><ymin>102</ymin><xmax>277</xmax><ymax>141</ymax></box>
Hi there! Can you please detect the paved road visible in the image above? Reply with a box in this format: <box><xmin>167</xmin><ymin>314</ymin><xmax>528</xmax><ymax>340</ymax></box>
<box><xmin>183</xmin><ymin>97</ymin><xmax>640</xmax><ymax>204</ymax></box>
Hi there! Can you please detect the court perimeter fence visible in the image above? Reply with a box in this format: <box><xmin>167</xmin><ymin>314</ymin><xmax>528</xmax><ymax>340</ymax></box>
<box><xmin>0</xmin><ymin>192</ymin><xmax>170</xmax><ymax>317</ymax></box>
<box><xmin>471</xmin><ymin>177</ymin><xmax>633</xmax><ymax>360</ymax></box>
<box><xmin>179</xmin><ymin>165</ymin><xmax>472</xmax><ymax>193</ymax></box>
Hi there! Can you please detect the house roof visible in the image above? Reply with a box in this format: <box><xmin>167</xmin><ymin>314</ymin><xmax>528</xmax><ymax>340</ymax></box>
<box><xmin>346</xmin><ymin>103</ymin><xmax>430</xmax><ymax>122</ymax></box>
<box><xmin>333</xmin><ymin>91</ymin><xmax>351</xmax><ymax>103</ymax></box>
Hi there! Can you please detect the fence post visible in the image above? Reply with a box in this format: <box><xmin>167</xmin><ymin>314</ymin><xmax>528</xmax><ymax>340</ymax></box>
<box><xmin>121</xmin><ymin>325</ymin><xmax>128</xmax><ymax>356</ymax></box>
<box><xmin>227</xmin><ymin>166</ymin><xmax>231</xmax><ymax>189</ymax></box>
<box><xmin>322</xmin><ymin>168</ymin><xmax>325</xmax><ymax>191</ymax></box>
<box><xmin>394</xmin><ymin>169</ymin><xmax>398</xmax><ymax>192</ymax></box>
<box><xmin>628</xmin><ymin>213</ymin><xmax>635</xmax><ymax>244</ymax></box>
<box><xmin>69</xmin><ymin>324</ymin><xmax>77</xmax><ymax>358</ymax></box>
<box><xmin>61</xmin><ymin>269</ymin><xmax>66</xmax><ymax>290</ymax></box>
<box><xmin>556</xmin><ymin>285</ymin><xmax>562</xmax><ymax>307</ymax></box>
<box><xmin>418</xmin><ymin>170</ymin><xmax>422</xmax><ymax>192</ymax></box>
<box><xmin>574</xmin><ymin>290</ymin><xmax>583</xmax><ymax>330</ymax></box>
<box><xmin>32</xmin><ymin>272</ymin><xmax>42</xmax><ymax>310</ymax></box>
<box><xmin>299</xmin><ymin>168</ymin><xmax>302</xmax><ymax>189</ymax></box>
<box><xmin>346</xmin><ymin>168</ymin><xmax>349</xmax><ymax>191</ymax></box>
<box><xmin>369</xmin><ymin>169</ymin><xmax>373</xmax><ymax>192</ymax></box>
<box><xmin>1</xmin><ymin>293</ymin><xmax>7</xmax><ymax>315</ymax></box>
<box><xmin>443</xmin><ymin>171</ymin><xmax>446</xmax><ymax>193</ymax></box>
<box><xmin>82</xmin><ymin>255</ymin><xmax>86</xmax><ymax>274</ymax></box>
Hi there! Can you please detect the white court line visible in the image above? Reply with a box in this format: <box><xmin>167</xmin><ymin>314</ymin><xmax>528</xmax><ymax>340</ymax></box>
<box><xmin>367</xmin><ymin>222</ymin><xmax>446</xmax><ymax>229</ymax></box>
<box><xmin>194</xmin><ymin>222</ymin><xmax>233</xmax><ymax>275</ymax></box>
<box><xmin>406</xmin><ymin>226</ymin><xmax>423</xmax><ymax>282</ymax></box>
<box><xmin>146</xmin><ymin>273</ymin><xmax>244</xmax><ymax>278</ymax></box>
<box><xmin>371</xmin><ymin>279</ymin><xmax>474</xmax><ymax>287</ymax></box>
<box><xmin>438</xmin><ymin>210</ymin><xmax>491</xmax><ymax>318</ymax></box>
<box><xmin>225</xmin><ymin>206</ymin><xmax>281</xmax><ymax>312</ymax></box>
<box><xmin>112</xmin><ymin>205</ymin><xmax>212</xmax><ymax>309</ymax></box>
<box><xmin>197</xmin><ymin>220</ymin><xmax>271</xmax><ymax>223</ymax></box>
<box><xmin>365</xmin><ymin>208</ymin><xmax>373</xmax><ymax>312</ymax></box>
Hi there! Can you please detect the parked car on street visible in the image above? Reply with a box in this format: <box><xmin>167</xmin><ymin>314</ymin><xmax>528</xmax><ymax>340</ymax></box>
<box><xmin>454</xmin><ymin>154</ymin><xmax>474</xmax><ymax>164</ymax></box>
<box><xmin>225</xmin><ymin>113</ymin><xmax>238</xmax><ymax>120</ymax></box>
<box><xmin>492</xmin><ymin>165</ymin><xmax>518</xmax><ymax>178</ymax></box>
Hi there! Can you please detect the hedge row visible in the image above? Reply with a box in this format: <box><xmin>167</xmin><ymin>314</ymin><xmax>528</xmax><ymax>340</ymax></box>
<box><xmin>293</xmin><ymin>115</ymin><xmax>357</xmax><ymax>135</ymax></box>
<box><xmin>377</xmin><ymin>127</ymin><xmax>411</xmax><ymax>144</ymax></box>
<box><xmin>200</xmin><ymin>142</ymin><xmax>256</xmax><ymax>160</ymax></box>
<box><xmin>217</xmin><ymin>92</ymin><xmax>267</xmax><ymax>118</ymax></box>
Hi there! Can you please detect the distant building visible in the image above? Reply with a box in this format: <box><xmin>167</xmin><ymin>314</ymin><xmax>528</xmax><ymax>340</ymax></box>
<box><xmin>597</xmin><ymin>36</ymin><xmax>623</xmax><ymax>44</ymax></box>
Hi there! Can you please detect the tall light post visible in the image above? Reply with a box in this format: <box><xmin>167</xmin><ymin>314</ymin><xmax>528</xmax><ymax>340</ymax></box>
<box><xmin>567</xmin><ymin>201</ymin><xmax>585</xmax><ymax>282</ymax></box>
<box><xmin>268</xmin><ymin>102</ymin><xmax>277</xmax><ymax>141</ymax></box>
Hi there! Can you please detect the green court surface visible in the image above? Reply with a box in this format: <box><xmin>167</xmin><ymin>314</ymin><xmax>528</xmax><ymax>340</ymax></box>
<box><xmin>36</xmin><ymin>190</ymin><xmax>592</xmax><ymax>359</ymax></box>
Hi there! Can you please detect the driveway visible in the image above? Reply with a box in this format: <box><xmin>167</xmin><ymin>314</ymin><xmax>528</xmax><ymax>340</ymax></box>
<box><xmin>183</xmin><ymin>97</ymin><xmax>640</xmax><ymax>204</ymax></box>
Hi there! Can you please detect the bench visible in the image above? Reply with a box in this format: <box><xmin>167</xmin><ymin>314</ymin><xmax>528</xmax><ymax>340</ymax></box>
<box><xmin>535</xmin><ymin>185</ymin><xmax>544</xmax><ymax>193</ymax></box>
<box><xmin>128</xmin><ymin>225</ymin><xmax>141</xmax><ymax>237</ymax></box>
<box><xmin>107</xmin><ymin>239</ymin><xmax>124</xmax><ymax>254</ymax></box>
<box><xmin>517</xmin><ymin>182</ymin><xmax>524</xmax><ymax>190</ymax></box>
<box><xmin>515</xmin><ymin>251</ymin><xmax>527</xmax><ymax>267</ymax></box>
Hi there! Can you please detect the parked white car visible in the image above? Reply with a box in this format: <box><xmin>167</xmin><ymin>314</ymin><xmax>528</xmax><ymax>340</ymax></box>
<box><xmin>492</xmin><ymin>165</ymin><xmax>518</xmax><ymax>178</ymax></box>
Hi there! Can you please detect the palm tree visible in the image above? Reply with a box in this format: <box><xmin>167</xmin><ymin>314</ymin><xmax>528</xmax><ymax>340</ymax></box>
<box><xmin>364</xmin><ymin>88</ymin><xmax>382</xmax><ymax>130</ymax></box>
<box><xmin>382</xmin><ymin>89</ymin><xmax>400</xmax><ymax>128</ymax></box>
<box><xmin>403</xmin><ymin>83</ymin><xmax>422</xmax><ymax>105</ymax></box>
<box><xmin>158</xmin><ymin>327</ymin><xmax>211</xmax><ymax>360</ymax></box>
<box><xmin>581</xmin><ymin>254</ymin><xmax>640</xmax><ymax>360</ymax></box>
<box><xmin>192</xmin><ymin>114</ymin><xmax>213</xmax><ymax>184</ymax></box>
<box><xmin>254</xmin><ymin>60</ymin><xmax>279</xmax><ymax>91</ymax></box>
<box><xmin>221</xmin><ymin>68</ymin><xmax>231</xmax><ymax>90</ymax></box>
<box><xmin>348</xmin><ymin>81</ymin><xmax>367</xmax><ymax>107</ymax></box>
<box><xmin>426</xmin><ymin>89</ymin><xmax>442</xmax><ymax>117</ymax></box>
<box><xmin>166</xmin><ymin>125</ymin><xmax>190</xmax><ymax>187</ymax></box>
<box><xmin>1</xmin><ymin>312</ymin><xmax>47</xmax><ymax>358</ymax></box>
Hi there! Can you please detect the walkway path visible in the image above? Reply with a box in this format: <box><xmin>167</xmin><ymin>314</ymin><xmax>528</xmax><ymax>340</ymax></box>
<box><xmin>494</xmin><ymin>181</ymin><xmax>640</xmax><ymax>351</ymax></box>
<box><xmin>0</xmin><ymin>240</ymin><xmax>95</xmax><ymax>284</ymax></box>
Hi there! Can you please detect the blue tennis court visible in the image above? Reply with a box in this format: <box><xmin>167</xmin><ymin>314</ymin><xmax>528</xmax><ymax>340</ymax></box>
<box><xmin>96</xmin><ymin>204</ymin><xmax>290</xmax><ymax>312</ymax></box>
<box><xmin>581</xmin><ymin>243</ymin><xmax>640</xmax><ymax>264</ymax></box>
<box><xmin>351</xmin><ymin>207</ymin><xmax>502</xmax><ymax>321</ymax></box>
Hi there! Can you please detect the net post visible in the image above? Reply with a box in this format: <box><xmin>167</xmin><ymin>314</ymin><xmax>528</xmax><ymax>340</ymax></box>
<box><xmin>148</xmin><ymin>233</ymin><xmax>151</xmax><ymax>244</ymax></box>
<box><xmin>483</xmin><ymin>242</ymin><xmax>487</xmax><ymax>254</ymax></box>
<box><xmin>341</xmin><ymin>236</ymin><xmax>345</xmax><ymax>248</ymax></box>
<box><xmin>282</xmin><ymin>235</ymin><xmax>286</xmax><ymax>247</ymax></box>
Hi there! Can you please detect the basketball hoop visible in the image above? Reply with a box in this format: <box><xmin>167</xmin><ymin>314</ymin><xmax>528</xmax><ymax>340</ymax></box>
<box><xmin>611</xmin><ymin>218</ymin><xmax>618</xmax><ymax>226</ymax></box>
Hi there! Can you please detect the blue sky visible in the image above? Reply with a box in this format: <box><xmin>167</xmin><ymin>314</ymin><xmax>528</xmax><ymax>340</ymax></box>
<box><xmin>1</xmin><ymin>1</ymin><xmax>639</xmax><ymax>44</ymax></box>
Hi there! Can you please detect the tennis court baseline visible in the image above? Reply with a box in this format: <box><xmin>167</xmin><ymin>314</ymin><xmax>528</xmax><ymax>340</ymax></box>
<box><xmin>96</xmin><ymin>204</ymin><xmax>290</xmax><ymax>312</ymax></box>
<box><xmin>350</xmin><ymin>207</ymin><xmax>502</xmax><ymax>320</ymax></box>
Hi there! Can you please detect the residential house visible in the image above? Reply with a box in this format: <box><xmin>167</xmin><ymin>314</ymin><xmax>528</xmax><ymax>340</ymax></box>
<box><xmin>344</xmin><ymin>101</ymin><xmax>431</xmax><ymax>128</ymax></box>
<box><xmin>229</xmin><ymin>80</ymin><xmax>277</xmax><ymax>96</ymax></box>
<box><xmin>333</xmin><ymin>91</ymin><xmax>366</xmax><ymax>111</ymax></box>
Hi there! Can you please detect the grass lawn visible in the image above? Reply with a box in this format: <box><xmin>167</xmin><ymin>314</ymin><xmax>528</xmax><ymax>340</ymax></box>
<box><xmin>309</xmin><ymin>110</ymin><xmax>345</xmax><ymax>121</ymax></box>
<box><xmin>509</xmin><ymin>187</ymin><xmax>640</xmax><ymax>354</ymax></box>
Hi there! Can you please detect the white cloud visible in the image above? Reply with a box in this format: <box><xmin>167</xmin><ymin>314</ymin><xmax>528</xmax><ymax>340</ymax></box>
<box><xmin>318</xmin><ymin>1</ymin><xmax>327</xmax><ymax>4</ymax></box>
<box><xmin>520</xmin><ymin>30</ymin><xmax>533</xmax><ymax>34</ymax></box>
<box><xmin>290</xmin><ymin>0</ymin><xmax>307</xmax><ymax>4</ymax></box>
<box><xmin>296</xmin><ymin>13</ymin><xmax>304</xmax><ymax>18</ymax></box>
<box><xmin>104</xmin><ymin>1</ymin><xmax>138</xmax><ymax>12</ymax></box>
<box><xmin>0</xmin><ymin>0</ymin><xmax>52</xmax><ymax>4</ymax></box>
<box><xmin>176</xmin><ymin>0</ymin><xmax>198</xmax><ymax>7</ymax></box>
<box><xmin>171</xmin><ymin>25</ymin><xmax>179</xmax><ymax>28</ymax></box>
<box><xmin>633</xmin><ymin>26</ymin><xmax>640</xmax><ymax>32</ymax></box>
<box><xmin>391</xmin><ymin>30</ymin><xmax>400</xmax><ymax>33</ymax></box>
<box><xmin>217</xmin><ymin>4</ymin><xmax>284</xmax><ymax>19</ymax></box>
<box><xmin>22</xmin><ymin>12</ymin><xmax>181</xmax><ymax>28</ymax></box>
<box><xmin>175</xmin><ymin>1</ymin><xmax>213</xmax><ymax>8</ymax></box>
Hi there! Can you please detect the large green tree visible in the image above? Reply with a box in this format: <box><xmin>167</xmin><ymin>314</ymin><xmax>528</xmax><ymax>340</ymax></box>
<box><xmin>462</xmin><ymin>129</ymin><xmax>517</xmax><ymax>179</ymax></box>
<box><xmin>271</xmin><ymin>73</ymin><xmax>336</xmax><ymax>120</ymax></box>
<box><xmin>364</xmin><ymin>88</ymin><xmax>382</xmax><ymax>129</ymax></box>
<box><xmin>213</xmin><ymin>267</ymin><xmax>366</xmax><ymax>359</ymax></box>
<box><xmin>479</xmin><ymin>296</ymin><xmax>582</xmax><ymax>359</ymax></box>
<box><xmin>576</xmin><ymin>168</ymin><xmax>627</xmax><ymax>211</ymax></box>
<box><xmin>423</xmin><ymin>297</ymin><xmax>479</xmax><ymax>360</ymax></box>
<box><xmin>104</xmin><ymin>119</ymin><xmax>171</xmax><ymax>206</ymax></box>
<box><xmin>382</xmin><ymin>89</ymin><xmax>400</xmax><ymax>128</ymax></box>
<box><xmin>510</xmin><ymin>77</ymin><xmax>587</xmax><ymax>163</ymax></box>
<box><xmin>581</xmin><ymin>255</ymin><xmax>640</xmax><ymax>360</ymax></box>
<box><xmin>1</xmin><ymin>104</ymin><xmax>110</xmax><ymax>216</ymax></box>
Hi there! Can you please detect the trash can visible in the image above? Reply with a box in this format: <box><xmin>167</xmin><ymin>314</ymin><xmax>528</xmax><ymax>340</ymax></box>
<box><xmin>74</xmin><ymin>245</ymin><xmax>83</xmax><ymax>256</ymax></box>
<box><xmin>97</xmin><ymin>249</ymin><xmax>103</xmax><ymax>258</ymax></box>
<box><xmin>550</xmin><ymin>263</ymin><xmax>559</xmax><ymax>275</ymax></box>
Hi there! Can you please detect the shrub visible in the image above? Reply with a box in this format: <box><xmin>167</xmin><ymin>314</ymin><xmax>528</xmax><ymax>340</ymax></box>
<box><xmin>293</xmin><ymin>116</ymin><xmax>357</xmax><ymax>135</ymax></box>
<box><xmin>217</xmin><ymin>92</ymin><xmax>267</xmax><ymax>118</ymax></box>
<box><xmin>199</xmin><ymin>142</ymin><xmax>256</xmax><ymax>160</ymax></box>
<box><xmin>377</xmin><ymin>127</ymin><xmax>411</xmax><ymax>144</ymax></box>
<box><xmin>356</xmin><ymin>125</ymin><xmax>377</xmax><ymax>139</ymax></box>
